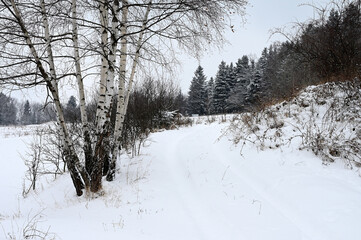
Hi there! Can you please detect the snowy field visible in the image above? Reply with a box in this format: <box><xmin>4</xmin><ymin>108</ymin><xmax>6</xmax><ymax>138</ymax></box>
<box><xmin>1</xmin><ymin>83</ymin><xmax>361</xmax><ymax>240</ymax></box>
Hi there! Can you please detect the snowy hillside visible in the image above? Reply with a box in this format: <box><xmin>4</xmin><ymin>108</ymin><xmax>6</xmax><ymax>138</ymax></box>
<box><xmin>227</xmin><ymin>79</ymin><xmax>361</xmax><ymax>167</ymax></box>
<box><xmin>1</xmin><ymin>81</ymin><xmax>361</xmax><ymax>240</ymax></box>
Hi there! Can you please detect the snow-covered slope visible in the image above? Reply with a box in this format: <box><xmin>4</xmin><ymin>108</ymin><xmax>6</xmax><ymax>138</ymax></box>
<box><xmin>228</xmin><ymin>79</ymin><xmax>361</xmax><ymax>167</ymax></box>
<box><xmin>1</xmin><ymin>81</ymin><xmax>361</xmax><ymax>240</ymax></box>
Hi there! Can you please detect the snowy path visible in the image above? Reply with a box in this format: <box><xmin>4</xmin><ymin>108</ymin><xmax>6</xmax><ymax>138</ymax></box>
<box><xmin>152</xmin><ymin>126</ymin><xmax>248</xmax><ymax>240</ymax></box>
<box><xmin>137</xmin><ymin>123</ymin><xmax>361</xmax><ymax>240</ymax></box>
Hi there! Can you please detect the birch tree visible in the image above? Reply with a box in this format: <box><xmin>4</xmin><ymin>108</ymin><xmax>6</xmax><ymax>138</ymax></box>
<box><xmin>0</xmin><ymin>0</ymin><xmax>248</xmax><ymax>196</ymax></box>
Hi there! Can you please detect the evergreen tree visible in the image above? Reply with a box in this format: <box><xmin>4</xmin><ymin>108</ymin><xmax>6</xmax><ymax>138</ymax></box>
<box><xmin>258</xmin><ymin>48</ymin><xmax>268</xmax><ymax>71</ymax></box>
<box><xmin>174</xmin><ymin>90</ymin><xmax>187</xmax><ymax>115</ymax></box>
<box><xmin>224</xmin><ymin>62</ymin><xmax>237</xmax><ymax>112</ymax></box>
<box><xmin>205</xmin><ymin>77</ymin><xmax>215</xmax><ymax>114</ymax></box>
<box><xmin>212</xmin><ymin>61</ymin><xmax>229</xmax><ymax>113</ymax></box>
<box><xmin>67</xmin><ymin>95</ymin><xmax>77</xmax><ymax>109</ymax></box>
<box><xmin>246</xmin><ymin>68</ymin><xmax>262</xmax><ymax>110</ymax></box>
<box><xmin>225</xmin><ymin>62</ymin><xmax>237</xmax><ymax>90</ymax></box>
<box><xmin>187</xmin><ymin>66</ymin><xmax>207</xmax><ymax>115</ymax></box>
<box><xmin>0</xmin><ymin>93</ymin><xmax>17</xmax><ymax>125</ymax></box>
<box><xmin>236</xmin><ymin>56</ymin><xmax>251</xmax><ymax>85</ymax></box>
<box><xmin>226</xmin><ymin>56</ymin><xmax>251</xmax><ymax>112</ymax></box>
<box><xmin>235</xmin><ymin>56</ymin><xmax>250</xmax><ymax>82</ymax></box>
<box><xmin>64</xmin><ymin>95</ymin><xmax>80</xmax><ymax>123</ymax></box>
<box><xmin>21</xmin><ymin>100</ymin><xmax>32</xmax><ymax>125</ymax></box>
<box><xmin>256</xmin><ymin>48</ymin><xmax>269</xmax><ymax>103</ymax></box>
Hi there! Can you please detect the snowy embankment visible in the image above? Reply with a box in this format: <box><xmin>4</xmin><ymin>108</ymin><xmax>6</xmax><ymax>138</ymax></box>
<box><xmin>1</xmin><ymin>82</ymin><xmax>361</xmax><ymax>240</ymax></box>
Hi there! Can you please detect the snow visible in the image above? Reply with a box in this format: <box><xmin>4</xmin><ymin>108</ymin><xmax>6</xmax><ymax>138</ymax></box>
<box><xmin>1</xmin><ymin>85</ymin><xmax>361</xmax><ymax>239</ymax></box>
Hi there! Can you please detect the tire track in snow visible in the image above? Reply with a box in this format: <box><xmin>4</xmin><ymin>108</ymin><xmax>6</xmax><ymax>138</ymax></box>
<box><xmin>213</xmin><ymin>142</ymin><xmax>332</xmax><ymax>240</ymax></box>
<box><xmin>159</xmin><ymin>126</ymin><xmax>248</xmax><ymax>240</ymax></box>
<box><xmin>152</xmin><ymin>124</ymin><xmax>334</xmax><ymax>240</ymax></box>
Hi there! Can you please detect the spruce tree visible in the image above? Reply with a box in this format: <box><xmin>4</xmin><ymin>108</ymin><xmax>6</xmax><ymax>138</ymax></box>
<box><xmin>256</xmin><ymin>48</ymin><xmax>269</xmax><ymax>103</ymax></box>
<box><xmin>246</xmin><ymin>68</ymin><xmax>262</xmax><ymax>110</ymax></box>
<box><xmin>212</xmin><ymin>61</ymin><xmax>229</xmax><ymax>114</ymax></box>
<box><xmin>0</xmin><ymin>93</ymin><xmax>17</xmax><ymax>125</ymax></box>
<box><xmin>187</xmin><ymin>66</ymin><xmax>207</xmax><ymax>115</ymax></box>
<box><xmin>205</xmin><ymin>77</ymin><xmax>215</xmax><ymax>114</ymax></box>
<box><xmin>226</xmin><ymin>56</ymin><xmax>251</xmax><ymax>112</ymax></box>
<box><xmin>64</xmin><ymin>95</ymin><xmax>80</xmax><ymax>123</ymax></box>
<box><xmin>243</xmin><ymin>52</ymin><xmax>267</xmax><ymax>111</ymax></box>
<box><xmin>175</xmin><ymin>90</ymin><xmax>187</xmax><ymax>115</ymax></box>
<box><xmin>67</xmin><ymin>95</ymin><xmax>77</xmax><ymax>109</ymax></box>
<box><xmin>21</xmin><ymin>100</ymin><xmax>32</xmax><ymax>125</ymax></box>
<box><xmin>225</xmin><ymin>62</ymin><xmax>238</xmax><ymax>112</ymax></box>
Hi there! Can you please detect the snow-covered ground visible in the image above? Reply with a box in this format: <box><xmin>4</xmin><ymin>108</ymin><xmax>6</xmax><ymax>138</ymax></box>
<box><xmin>1</xmin><ymin>83</ymin><xmax>361</xmax><ymax>240</ymax></box>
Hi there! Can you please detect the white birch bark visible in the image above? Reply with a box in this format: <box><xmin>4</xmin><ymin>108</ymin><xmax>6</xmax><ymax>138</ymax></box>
<box><xmin>100</xmin><ymin>0</ymin><xmax>119</xmax><ymax>124</ymax></box>
<box><xmin>116</xmin><ymin>0</ymin><xmax>129</xmax><ymax>130</ymax></box>
<box><xmin>8</xmin><ymin>0</ymin><xmax>89</xmax><ymax>195</ymax></box>
<box><xmin>91</xmin><ymin>0</ymin><xmax>109</xmax><ymax>189</ymax></box>
<box><xmin>104</xmin><ymin>0</ymin><xmax>120</xmax><ymax>116</ymax></box>
<box><xmin>71</xmin><ymin>0</ymin><xmax>93</xmax><ymax>172</ymax></box>
<box><xmin>105</xmin><ymin>0</ymin><xmax>129</xmax><ymax>180</ymax></box>
<box><xmin>107</xmin><ymin>1</ymin><xmax>152</xmax><ymax>180</ymax></box>
<box><xmin>40</xmin><ymin>0</ymin><xmax>56</xmax><ymax>88</ymax></box>
<box><xmin>95</xmin><ymin>0</ymin><xmax>109</xmax><ymax>131</ymax></box>
<box><xmin>71</xmin><ymin>0</ymin><xmax>88</xmax><ymax>129</ymax></box>
<box><xmin>40</xmin><ymin>0</ymin><xmax>70</xmax><ymax>158</ymax></box>
<box><xmin>91</xmin><ymin>0</ymin><xmax>122</xmax><ymax>191</ymax></box>
<box><xmin>39</xmin><ymin>0</ymin><xmax>90</xmax><ymax>190</ymax></box>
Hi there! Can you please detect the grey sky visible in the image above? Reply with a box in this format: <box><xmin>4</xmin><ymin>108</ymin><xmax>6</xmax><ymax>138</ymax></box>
<box><xmin>177</xmin><ymin>0</ymin><xmax>326</xmax><ymax>93</ymax></box>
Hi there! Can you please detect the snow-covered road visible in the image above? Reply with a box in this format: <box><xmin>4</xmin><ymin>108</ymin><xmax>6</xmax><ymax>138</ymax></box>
<box><xmin>137</xmin><ymin>123</ymin><xmax>361</xmax><ymax>240</ymax></box>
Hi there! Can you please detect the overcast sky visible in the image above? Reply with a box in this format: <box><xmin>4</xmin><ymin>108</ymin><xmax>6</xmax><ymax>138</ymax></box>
<box><xmin>177</xmin><ymin>0</ymin><xmax>328</xmax><ymax>93</ymax></box>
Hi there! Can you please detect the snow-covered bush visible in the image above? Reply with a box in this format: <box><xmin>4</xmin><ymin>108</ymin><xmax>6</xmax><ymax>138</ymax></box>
<box><xmin>298</xmin><ymin>79</ymin><xmax>361</xmax><ymax>167</ymax></box>
<box><xmin>22</xmin><ymin>126</ymin><xmax>66</xmax><ymax>196</ymax></box>
<box><xmin>227</xmin><ymin>79</ymin><xmax>361</xmax><ymax>168</ymax></box>
<box><xmin>154</xmin><ymin>110</ymin><xmax>178</xmax><ymax>129</ymax></box>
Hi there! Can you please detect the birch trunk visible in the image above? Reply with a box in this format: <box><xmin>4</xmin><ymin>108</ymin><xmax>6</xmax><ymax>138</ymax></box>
<box><xmin>107</xmin><ymin>1</ymin><xmax>152</xmax><ymax>181</ymax></box>
<box><xmin>91</xmin><ymin>0</ymin><xmax>109</xmax><ymax>192</ymax></box>
<box><xmin>8</xmin><ymin>0</ymin><xmax>87</xmax><ymax>195</ymax></box>
<box><xmin>105</xmin><ymin>0</ymin><xmax>128</xmax><ymax>181</ymax></box>
<box><xmin>94</xmin><ymin>0</ymin><xmax>109</xmax><ymax>144</ymax></box>
<box><xmin>91</xmin><ymin>0</ymin><xmax>120</xmax><ymax>192</ymax></box>
<box><xmin>71</xmin><ymin>0</ymin><xmax>93</xmax><ymax>177</ymax></box>
<box><xmin>40</xmin><ymin>0</ymin><xmax>91</xmax><ymax>194</ymax></box>
<box><xmin>95</xmin><ymin>0</ymin><xmax>109</xmax><ymax>127</ymax></box>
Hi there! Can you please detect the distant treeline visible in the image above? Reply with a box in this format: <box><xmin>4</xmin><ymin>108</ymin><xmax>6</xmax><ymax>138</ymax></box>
<box><xmin>0</xmin><ymin>93</ymin><xmax>56</xmax><ymax>126</ymax></box>
<box><xmin>0</xmin><ymin>93</ymin><xmax>91</xmax><ymax>126</ymax></box>
<box><xmin>1</xmin><ymin>78</ymin><xmax>186</xmax><ymax>134</ymax></box>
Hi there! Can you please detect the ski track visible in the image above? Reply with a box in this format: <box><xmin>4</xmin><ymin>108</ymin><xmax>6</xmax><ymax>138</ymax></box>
<box><xmin>147</xmin><ymin>124</ymin><xmax>336</xmax><ymax>240</ymax></box>
<box><xmin>160</xmin><ymin>127</ymin><xmax>246</xmax><ymax>240</ymax></box>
